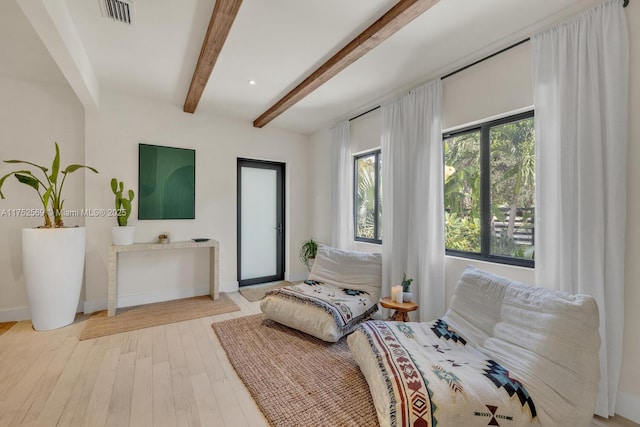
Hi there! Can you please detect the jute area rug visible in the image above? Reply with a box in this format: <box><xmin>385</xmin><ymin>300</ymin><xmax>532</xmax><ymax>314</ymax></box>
<box><xmin>79</xmin><ymin>293</ymin><xmax>239</xmax><ymax>341</ymax></box>
<box><xmin>239</xmin><ymin>281</ymin><xmax>293</xmax><ymax>302</ymax></box>
<box><xmin>212</xmin><ymin>314</ymin><xmax>378</xmax><ymax>427</ymax></box>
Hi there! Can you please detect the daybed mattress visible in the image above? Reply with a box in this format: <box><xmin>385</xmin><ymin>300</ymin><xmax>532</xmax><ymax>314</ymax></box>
<box><xmin>261</xmin><ymin>280</ymin><xmax>378</xmax><ymax>342</ymax></box>
<box><xmin>348</xmin><ymin>319</ymin><xmax>540</xmax><ymax>427</ymax></box>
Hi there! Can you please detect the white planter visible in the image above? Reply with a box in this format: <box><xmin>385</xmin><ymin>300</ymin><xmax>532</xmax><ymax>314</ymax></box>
<box><xmin>22</xmin><ymin>227</ymin><xmax>86</xmax><ymax>331</ymax></box>
<box><xmin>112</xmin><ymin>226</ymin><xmax>135</xmax><ymax>245</ymax></box>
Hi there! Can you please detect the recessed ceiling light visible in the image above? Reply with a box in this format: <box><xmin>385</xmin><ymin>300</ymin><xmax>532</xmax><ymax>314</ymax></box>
<box><xmin>248</xmin><ymin>80</ymin><xmax>256</xmax><ymax>85</ymax></box>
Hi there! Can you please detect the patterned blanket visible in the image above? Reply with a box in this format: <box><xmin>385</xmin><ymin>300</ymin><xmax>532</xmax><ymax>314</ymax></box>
<box><xmin>265</xmin><ymin>280</ymin><xmax>378</xmax><ymax>335</ymax></box>
<box><xmin>353</xmin><ymin>320</ymin><xmax>539</xmax><ymax>427</ymax></box>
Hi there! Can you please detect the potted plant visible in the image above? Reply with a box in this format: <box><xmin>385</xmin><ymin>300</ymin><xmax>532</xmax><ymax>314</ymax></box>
<box><xmin>0</xmin><ymin>142</ymin><xmax>98</xmax><ymax>330</ymax></box>
<box><xmin>110</xmin><ymin>178</ymin><xmax>135</xmax><ymax>245</ymax></box>
<box><xmin>299</xmin><ymin>238</ymin><xmax>319</xmax><ymax>271</ymax></box>
<box><xmin>401</xmin><ymin>273</ymin><xmax>413</xmax><ymax>302</ymax></box>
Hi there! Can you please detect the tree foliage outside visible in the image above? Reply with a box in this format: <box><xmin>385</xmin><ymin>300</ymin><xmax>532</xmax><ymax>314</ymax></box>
<box><xmin>444</xmin><ymin>131</ymin><xmax>481</xmax><ymax>252</ymax></box>
<box><xmin>444</xmin><ymin>212</ymin><xmax>481</xmax><ymax>251</ymax></box>
<box><xmin>489</xmin><ymin>118</ymin><xmax>535</xmax><ymax>258</ymax></box>
<box><xmin>444</xmin><ymin>116</ymin><xmax>535</xmax><ymax>260</ymax></box>
<box><xmin>355</xmin><ymin>151</ymin><xmax>382</xmax><ymax>241</ymax></box>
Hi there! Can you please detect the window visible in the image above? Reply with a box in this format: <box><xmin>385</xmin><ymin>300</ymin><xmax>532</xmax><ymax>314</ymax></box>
<box><xmin>354</xmin><ymin>150</ymin><xmax>382</xmax><ymax>243</ymax></box>
<box><xmin>444</xmin><ymin>111</ymin><xmax>535</xmax><ymax>267</ymax></box>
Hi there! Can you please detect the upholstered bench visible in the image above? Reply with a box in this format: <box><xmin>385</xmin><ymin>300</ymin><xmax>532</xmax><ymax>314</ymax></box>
<box><xmin>260</xmin><ymin>244</ymin><xmax>382</xmax><ymax>342</ymax></box>
<box><xmin>348</xmin><ymin>266</ymin><xmax>600</xmax><ymax>427</ymax></box>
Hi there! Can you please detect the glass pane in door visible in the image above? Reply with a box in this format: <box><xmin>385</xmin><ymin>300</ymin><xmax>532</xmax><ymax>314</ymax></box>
<box><xmin>240</xmin><ymin>166</ymin><xmax>277</xmax><ymax>280</ymax></box>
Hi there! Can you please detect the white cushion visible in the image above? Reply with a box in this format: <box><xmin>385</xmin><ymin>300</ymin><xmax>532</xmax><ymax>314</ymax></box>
<box><xmin>483</xmin><ymin>279</ymin><xmax>600</xmax><ymax>427</ymax></box>
<box><xmin>260</xmin><ymin>245</ymin><xmax>382</xmax><ymax>342</ymax></box>
<box><xmin>444</xmin><ymin>266</ymin><xmax>600</xmax><ymax>427</ymax></box>
<box><xmin>260</xmin><ymin>291</ymin><xmax>376</xmax><ymax>343</ymax></box>
<box><xmin>308</xmin><ymin>244</ymin><xmax>382</xmax><ymax>300</ymax></box>
<box><xmin>443</xmin><ymin>265</ymin><xmax>509</xmax><ymax>347</ymax></box>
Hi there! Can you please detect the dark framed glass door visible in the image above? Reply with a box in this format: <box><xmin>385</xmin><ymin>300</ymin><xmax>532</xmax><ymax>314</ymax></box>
<box><xmin>237</xmin><ymin>159</ymin><xmax>285</xmax><ymax>286</ymax></box>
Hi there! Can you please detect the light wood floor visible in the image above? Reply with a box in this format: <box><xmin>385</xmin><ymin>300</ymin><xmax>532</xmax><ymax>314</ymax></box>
<box><xmin>0</xmin><ymin>292</ymin><xmax>636</xmax><ymax>427</ymax></box>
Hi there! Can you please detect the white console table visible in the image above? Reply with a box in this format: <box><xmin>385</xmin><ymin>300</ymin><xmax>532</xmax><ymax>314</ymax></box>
<box><xmin>107</xmin><ymin>239</ymin><xmax>219</xmax><ymax>316</ymax></box>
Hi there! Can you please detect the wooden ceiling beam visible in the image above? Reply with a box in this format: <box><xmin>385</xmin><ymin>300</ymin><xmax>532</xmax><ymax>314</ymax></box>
<box><xmin>183</xmin><ymin>0</ymin><xmax>243</xmax><ymax>113</ymax></box>
<box><xmin>253</xmin><ymin>0</ymin><xmax>439</xmax><ymax>128</ymax></box>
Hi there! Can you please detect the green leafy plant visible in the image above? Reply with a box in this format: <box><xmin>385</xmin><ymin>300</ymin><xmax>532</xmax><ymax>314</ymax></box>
<box><xmin>401</xmin><ymin>273</ymin><xmax>413</xmax><ymax>292</ymax></box>
<box><xmin>110</xmin><ymin>178</ymin><xmax>135</xmax><ymax>226</ymax></box>
<box><xmin>445</xmin><ymin>211</ymin><xmax>481</xmax><ymax>252</ymax></box>
<box><xmin>0</xmin><ymin>142</ymin><xmax>98</xmax><ymax>228</ymax></box>
<box><xmin>299</xmin><ymin>238</ymin><xmax>319</xmax><ymax>269</ymax></box>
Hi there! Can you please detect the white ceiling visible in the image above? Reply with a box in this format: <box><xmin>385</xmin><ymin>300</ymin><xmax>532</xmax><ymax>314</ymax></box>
<box><xmin>0</xmin><ymin>0</ymin><xmax>68</xmax><ymax>86</ymax></box>
<box><xmin>5</xmin><ymin>0</ymin><xmax>603</xmax><ymax>134</ymax></box>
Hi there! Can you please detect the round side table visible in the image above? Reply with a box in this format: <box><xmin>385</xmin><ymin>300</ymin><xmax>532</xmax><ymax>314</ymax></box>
<box><xmin>379</xmin><ymin>297</ymin><xmax>418</xmax><ymax>322</ymax></box>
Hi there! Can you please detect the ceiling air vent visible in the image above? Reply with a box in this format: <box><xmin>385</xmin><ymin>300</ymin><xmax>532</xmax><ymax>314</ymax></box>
<box><xmin>100</xmin><ymin>0</ymin><xmax>134</xmax><ymax>25</ymax></box>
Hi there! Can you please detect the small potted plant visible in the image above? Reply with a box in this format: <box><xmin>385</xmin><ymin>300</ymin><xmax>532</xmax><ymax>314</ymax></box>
<box><xmin>110</xmin><ymin>178</ymin><xmax>135</xmax><ymax>245</ymax></box>
<box><xmin>401</xmin><ymin>273</ymin><xmax>413</xmax><ymax>302</ymax></box>
<box><xmin>299</xmin><ymin>238</ymin><xmax>319</xmax><ymax>271</ymax></box>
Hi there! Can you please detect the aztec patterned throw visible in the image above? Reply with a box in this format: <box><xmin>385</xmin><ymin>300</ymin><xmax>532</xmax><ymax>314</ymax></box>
<box><xmin>265</xmin><ymin>280</ymin><xmax>378</xmax><ymax>336</ymax></box>
<box><xmin>354</xmin><ymin>319</ymin><xmax>539</xmax><ymax>427</ymax></box>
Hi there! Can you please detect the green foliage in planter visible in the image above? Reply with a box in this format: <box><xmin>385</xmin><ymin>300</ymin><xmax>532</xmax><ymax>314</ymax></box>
<box><xmin>110</xmin><ymin>178</ymin><xmax>135</xmax><ymax>226</ymax></box>
<box><xmin>401</xmin><ymin>273</ymin><xmax>413</xmax><ymax>292</ymax></box>
<box><xmin>0</xmin><ymin>143</ymin><xmax>98</xmax><ymax>228</ymax></box>
<box><xmin>299</xmin><ymin>238</ymin><xmax>318</xmax><ymax>269</ymax></box>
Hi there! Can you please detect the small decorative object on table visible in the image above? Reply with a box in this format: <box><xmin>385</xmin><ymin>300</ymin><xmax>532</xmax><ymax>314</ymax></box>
<box><xmin>192</xmin><ymin>238</ymin><xmax>210</xmax><ymax>242</ymax></box>
<box><xmin>391</xmin><ymin>285</ymin><xmax>403</xmax><ymax>303</ymax></box>
<box><xmin>401</xmin><ymin>272</ymin><xmax>413</xmax><ymax>302</ymax></box>
<box><xmin>158</xmin><ymin>234</ymin><xmax>169</xmax><ymax>244</ymax></box>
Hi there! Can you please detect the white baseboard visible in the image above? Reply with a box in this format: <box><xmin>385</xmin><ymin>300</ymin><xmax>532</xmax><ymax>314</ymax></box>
<box><xmin>616</xmin><ymin>391</ymin><xmax>640</xmax><ymax>423</ymax></box>
<box><xmin>1</xmin><ymin>300</ymin><xmax>85</xmax><ymax>321</ymax></box>
<box><xmin>84</xmin><ymin>282</ymin><xmax>240</xmax><ymax>315</ymax></box>
<box><xmin>220</xmin><ymin>280</ymin><xmax>238</xmax><ymax>293</ymax></box>
<box><xmin>117</xmin><ymin>286</ymin><xmax>211</xmax><ymax>308</ymax></box>
<box><xmin>83</xmin><ymin>298</ymin><xmax>107</xmax><ymax>314</ymax></box>
<box><xmin>0</xmin><ymin>306</ymin><xmax>31</xmax><ymax>322</ymax></box>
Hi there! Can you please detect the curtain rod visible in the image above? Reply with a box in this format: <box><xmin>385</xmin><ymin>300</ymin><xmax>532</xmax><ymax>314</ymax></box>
<box><xmin>349</xmin><ymin>105</ymin><xmax>380</xmax><ymax>122</ymax></box>
<box><xmin>348</xmin><ymin>38</ymin><xmax>528</xmax><ymax>122</ymax></box>
<box><xmin>349</xmin><ymin>0</ymin><xmax>629</xmax><ymax>122</ymax></box>
<box><xmin>440</xmin><ymin>38</ymin><xmax>530</xmax><ymax>80</ymax></box>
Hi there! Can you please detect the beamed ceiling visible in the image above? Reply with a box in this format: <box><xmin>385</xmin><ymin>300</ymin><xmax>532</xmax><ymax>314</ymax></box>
<box><xmin>3</xmin><ymin>0</ymin><xmax>606</xmax><ymax>134</ymax></box>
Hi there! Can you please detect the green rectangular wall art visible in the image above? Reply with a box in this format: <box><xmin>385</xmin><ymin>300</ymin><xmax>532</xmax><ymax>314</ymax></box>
<box><xmin>138</xmin><ymin>143</ymin><xmax>195</xmax><ymax>219</ymax></box>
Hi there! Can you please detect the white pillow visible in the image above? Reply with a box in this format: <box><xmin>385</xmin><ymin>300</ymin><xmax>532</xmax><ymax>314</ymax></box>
<box><xmin>308</xmin><ymin>244</ymin><xmax>382</xmax><ymax>300</ymax></box>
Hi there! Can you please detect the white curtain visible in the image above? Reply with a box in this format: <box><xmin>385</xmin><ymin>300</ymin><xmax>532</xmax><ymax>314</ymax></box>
<box><xmin>330</xmin><ymin>121</ymin><xmax>354</xmax><ymax>250</ymax></box>
<box><xmin>381</xmin><ymin>79</ymin><xmax>445</xmax><ymax>321</ymax></box>
<box><xmin>532</xmin><ymin>0</ymin><xmax>629</xmax><ymax>417</ymax></box>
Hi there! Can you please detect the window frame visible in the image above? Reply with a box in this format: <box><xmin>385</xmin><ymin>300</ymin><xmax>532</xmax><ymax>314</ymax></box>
<box><xmin>353</xmin><ymin>149</ymin><xmax>382</xmax><ymax>244</ymax></box>
<box><xmin>443</xmin><ymin>110</ymin><xmax>535</xmax><ymax>268</ymax></box>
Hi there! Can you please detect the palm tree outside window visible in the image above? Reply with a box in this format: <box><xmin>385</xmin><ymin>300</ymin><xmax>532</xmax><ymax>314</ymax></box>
<box><xmin>354</xmin><ymin>150</ymin><xmax>382</xmax><ymax>243</ymax></box>
<box><xmin>444</xmin><ymin>110</ymin><xmax>535</xmax><ymax>267</ymax></box>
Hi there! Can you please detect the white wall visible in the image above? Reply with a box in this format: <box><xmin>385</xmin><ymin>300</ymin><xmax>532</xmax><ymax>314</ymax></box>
<box><xmin>308</xmin><ymin>128</ymin><xmax>331</xmax><ymax>246</ymax></box>
<box><xmin>0</xmin><ymin>75</ymin><xmax>85</xmax><ymax>321</ymax></box>
<box><xmin>309</xmin><ymin>9</ymin><xmax>640</xmax><ymax>420</ymax></box>
<box><xmin>83</xmin><ymin>92</ymin><xmax>310</xmax><ymax>312</ymax></box>
<box><xmin>0</xmin><ymin>80</ymin><xmax>311</xmax><ymax>317</ymax></box>
<box><xmin>442</xmin><ymin>42</ymin><xmax>532</xmax><ymax>131</ymax></box>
